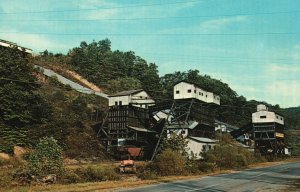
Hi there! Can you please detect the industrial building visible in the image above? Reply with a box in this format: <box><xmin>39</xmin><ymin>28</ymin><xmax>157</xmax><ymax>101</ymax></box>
<box><xmin>0</xmin><ymin>39</ymin><xmax>32</xmax><ymax>54</ymax></box>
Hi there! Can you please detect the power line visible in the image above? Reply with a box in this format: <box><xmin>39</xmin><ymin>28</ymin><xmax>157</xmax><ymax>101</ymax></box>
<box><xmin>0</xmin><ymin>0</ymin><xmax>200</xmax><ymax>14</ymax></box>
<box><xmin>0</xmin><ymin>77</ymin><xmax>100</xmax><ymax>93</ymax></box>
<box><xmin>1</xmin><ymin>10</ymin><xmax>300</xmax><ymax>21</ymax></box>
<box><xmin>1</xmin><ymin>31</ymin><xmax>300</xmax><ymax>36</ymax></box>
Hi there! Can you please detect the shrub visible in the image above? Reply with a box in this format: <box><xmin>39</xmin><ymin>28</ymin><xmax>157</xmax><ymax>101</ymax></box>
<box><xmin>154</xmin><ymin>149</ymin><xmax>186</xmax><ymax>176</ymax></box>
<box><xmin>185</xmin><ymin>152</ymin><xmax>199</xmax><ymax>174</ymax></box>
<box><xmin>0</xmin><ymin>158</ymin><xmax>9</xmax><ymax>166</ymax></box>
<box><xmin>136</xmin><ymin>162</ymin><xmax>158</xmax><ymax>180</ymax></box>
<box><xmin>83</xmin><ymin>165</ymin><xmax>119</xmax><ymax>182</ymax></box>
<box><xmin>197</xmin><ymin>162</ymin><xmax>216</xmax><ymax>173</ymax></box>
<box><xmin>204</xmin><ymin>133</ymin><xmax>257</xmax><ymax>169</ymax></box>
<box><xmin>62</xmin><ymin>169</ymin><xmax>81</xmax><ymax>184</ymax></box>
<box><xmin>137</xmin><ymin>169</ymin><xmax>158</xmax><ymax>180</ymax></box>
<box><xmin>27</xmin><ymin>137</ymin><xmax>63</xmax><ymax>176</ymax></box>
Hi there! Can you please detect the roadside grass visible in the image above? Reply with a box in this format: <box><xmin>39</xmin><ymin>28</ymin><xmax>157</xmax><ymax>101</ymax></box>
<box><xmin>1</xmin><ymin>158</ymin><xmax>299</xmax><ymax>192</ymax></box>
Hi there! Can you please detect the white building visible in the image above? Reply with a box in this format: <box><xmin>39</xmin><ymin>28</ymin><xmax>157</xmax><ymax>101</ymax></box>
<box><xmin>252</xmin><ymin>104</ymin><xmax>284</xmax><ymax>125</ymax></box>
<box><xmin>108</xmin><ymin>89</ymin><xmax>155</xmax><ymax>109</ymax></box>
<box><xmin>0</xmin><ymin>39</ymin><xmax>32</xmax><ymax>54</ymax></box>
<box><xmin>187</xmin><ymin>137</ymin><xmax>216</xmax><ymax>159</ymax></box>
<box><xmin>173</xmin><ymin>81</ymin><xmax>220</xmax><ymax>105</ymax></box>
<box><xmin>165</xmin><ymin>121</ymin><xmax>216</xmax><ymax>159</ymax></box>
<box><xmin>215</xmin><ymin>120</ymin><xmax>239</xmax><ymax>133</ymax></box>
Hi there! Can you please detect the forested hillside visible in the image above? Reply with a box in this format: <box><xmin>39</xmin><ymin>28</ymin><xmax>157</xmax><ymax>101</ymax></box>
<box><xmin>0</xmin><ymin>46</ymin><xmax>106</xmax><ymax>158</ymax></box>
<box><xmin>1</xmin><ymin>39</ymin><xmax>299</xmax><ymax>156</ymax></box>
<box><xmin>282</xmin><ymin>107</ymin><xmax>300</xmax><ymax>156</ymax></box>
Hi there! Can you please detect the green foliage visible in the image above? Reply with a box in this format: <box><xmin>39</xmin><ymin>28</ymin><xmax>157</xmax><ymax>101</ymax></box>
<box><xmin>66</xmin><ymin>39</ymin><xmax>161</xmax><ymax>96</ymax></box>
<box><xmin>154</xmin><ymin>149</ymin><xmax>186</xmax><ymax>176</ymax></box>
<box><xmin>62</xmin><ymin>169</ymin><xmax>81</xmax><ymax>184</ymax></box>
<box><xmin>162</xmin><ymin>133</ymin><xmax>189</xmax><ymax>157</ymax></box>
<box><xmin>108</xmin><ymin>77</ymin><xmax>142</xmax><ymax>94</ymax></box>
<box><xmin>0</xmin><ymin>47</ymin><xmax>52</xmax><ymax>152</ymax></box>
<box><xmin>27</xmin><ymin>137</ymin><xmax>63</xmax><ymax>176</ymax></box>
<box><xmin>203</xmin><ymin>134</ymin><xmax>256</xmax><ymax>169</ymax></box>
<box><xmin>185</xmin><ymin>151</ymin><xmax>199</xmax><ymax>174</ymax></box>
<box><xmin>197</xmin><ymin>162</ymin><xmax>217</xmax><ymax>173</ymax></box>
<box><xmin>83</xmin><ymin>165</ymin><xmax>119</xmax><ymax>182</ymax></box>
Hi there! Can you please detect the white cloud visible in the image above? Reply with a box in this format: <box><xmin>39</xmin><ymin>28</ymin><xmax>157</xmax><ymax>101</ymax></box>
<box><xmin>294</xmin><ymin>45</ymin><xmax>300</xmax><ymax>49</ymax></box>
<box><xmin>267</xmin><ymin>64</ymin><xmax>300</xmax><ymax>73</ymax></box>
<box><xmin>77</xmin><ymin>0</ymin><xmax>199</xmax><ymax>20</ymax></box>
<box><xmin>0</xmin><ymin>27</ymin><xmax>67</xmax><ymax>53</ymax></box>
<box><xmin>265</xmin><ymin>81</ymin><xmax>300</xmax><ymax>107</ymax></box>
<box><xmin>198</xmin><ymin>16</ymin><xmax>247</xmax><ymax>33</ymax></box>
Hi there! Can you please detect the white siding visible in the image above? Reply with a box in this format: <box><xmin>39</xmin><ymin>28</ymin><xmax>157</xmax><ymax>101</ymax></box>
<box><xmin>109</xmin><ymin>95</ymin><xmax>130</xmax><ymax>106</ymax></box>
<box><xmin>174</xmin><ymin>82</ymin><xmax>196</xmax><ymax>100</ymax></box>
<box><xmin>167</xmin><ymin>129</ymin><xmax>189</xmax><ymax>138</ymax></box>
<box><xmin>174</xmin><ymin>82</ymin><xmax>220</xmax><ymax>105</ymax></box>
<box><xmin>252</xmin><ymin>111</ymin><xmax>284</xmax><ymax>125</ymax></box>
<box><xmin>108</xmin><ymin>90</ymin><xmax>155</xmax><ymax>108</ymax></box>
<box><xmin>187</xmin><ymin>139</ymin><xmax>215</xmax><ymax>159</ymax></box>
<box><xmin>130</xmin><ymin>91</ymin><xmax>155</xmax><ymax>108</ymax></box>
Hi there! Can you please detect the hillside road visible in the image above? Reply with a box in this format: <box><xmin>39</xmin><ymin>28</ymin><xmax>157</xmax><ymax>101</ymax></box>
<box><xmin>117</xmin><ymin>161</ymin><xmax>300</xmax><ymax>192</ymax></box>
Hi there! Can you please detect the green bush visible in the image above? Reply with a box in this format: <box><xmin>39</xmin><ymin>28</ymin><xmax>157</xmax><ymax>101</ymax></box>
<box><xmin>185</xmin><ymin>152</ymin><xmax>199</xmax><ymax>174</ymax></box>
<box><xmin>62</xmin><ymin>169</ymin><xmax>81</xmax><ymax>184</ymax></box>
<box><xmin>197</xmin><ymin>162</ymin><xmax>216</xmax><ymax>173</ymax></box>
<box><xmin>83</xmin><ymin>165</ymin><xmax>119</xmax><ymax>182</ymax></box>
<box><xmin>0</xmin><ymin>158</ymin><xmax>9</xmax><ymax>166</ymax></box>
<box><xmin>136</xmin><ymin>162</ymin><xmax>158</xmax><ymax>180</ymax></box>
<box><xmin>137</xmin><ymin>169</ymin><xmax>158</xmax><ymax>180</ymax></box>
<box><xmin>203</xmin><ymin>134</ymin><xmax>257</xmax><ymax>169</ymax></box>
<box><xmin>27</xmin><ymin>137</ymin><xmax>63</xmax><ymax>176</ymax></box>
<box><xmin>154</xmin><ymin>149</ymin><xmax>186</xmax><ymax>176</ymax></box>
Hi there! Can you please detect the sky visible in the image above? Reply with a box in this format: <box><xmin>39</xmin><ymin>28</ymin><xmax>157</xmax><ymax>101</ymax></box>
<box><xmin>0</xmin><ymin>0</ymin><xmax>299</xmax><ymax>108</ymax></box>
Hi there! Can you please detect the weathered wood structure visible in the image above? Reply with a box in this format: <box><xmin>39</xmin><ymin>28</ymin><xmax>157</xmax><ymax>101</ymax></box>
<box><xmin>252</xmin><ymin>104</ymin><xmax>286</xmax><ymax>155</ymax></box>
<box><xmin>231</xmin><ymin>104</ymin><xmax>288</xmax><ymax>155</ymax></box>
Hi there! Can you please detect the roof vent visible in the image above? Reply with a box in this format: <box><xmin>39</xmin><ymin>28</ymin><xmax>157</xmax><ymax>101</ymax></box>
<box><xmin>257</xmin><ymin>104</ymin><xmax>268</xmax><ymax>112</ymax></box>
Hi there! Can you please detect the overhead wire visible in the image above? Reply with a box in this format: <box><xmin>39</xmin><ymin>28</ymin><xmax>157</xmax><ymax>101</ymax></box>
<box><xmin>1</xmin><ymin>10</ymin><xmax>300</xmax><ymax>21</ymax></box>
<box><xmin>0</xmin><ymin>0</ymin><xmax>201</xmax><ymax>14</ymax></box>
<box><xmin>0</xmin><ymin>31</ymin><xmax>300</xmax><ymax>36</ymax></box>
<box><xmin>0</xmin><ymin>75</ymin><xmax>258</xmax><ymax>109</ymax></box>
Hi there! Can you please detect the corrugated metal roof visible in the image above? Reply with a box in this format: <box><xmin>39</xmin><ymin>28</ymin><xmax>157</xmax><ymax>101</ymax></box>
<box><xmin>127</xmin><ymin>126</ymin><xmax>156</xmax><ymax>133</ymax></box>
<box><xmin>215</xmin><ymin>120</ymin><xmax>239</xmax><ymax>130</ymax></box>
<box><xmin>188</xmin><ymin>137</ymin><xmax>216</xmax><ymax>143</ymax></box>
<box><xmin>109</xmin><ymin>89</ymin><xmax>144</xmax><ymax>97</ymax></box>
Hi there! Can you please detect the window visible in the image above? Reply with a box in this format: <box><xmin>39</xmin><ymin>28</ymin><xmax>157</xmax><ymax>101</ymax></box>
<box><xmin>119</xmin><ymin>101</ymin><xmax>122</xmax><ymax>106</ymax></box>
<box><xmin>194</xmin><ymin>90</ymin><xmax>196</xmax><ymax>93</ymax></box>
<box><xmin>181</xmin><ymin>130</ymin><xmax>186</xmax><ymax>134</ymax></box>
<box><xmin>276</xmin><ymin>115</ymin><xmax>279</xmax><ymax>119</ymax></box>
<box><xmin>176</xmin><ymin>90</ymin><xmax>180</xmax><ymax>94</ymax></box>
<box><xmin>206</xmin><ymin>95</ymin><xmax>207</xmax><ymax>97</ymax></box>
<box><xmin>140</xmin><ymin>96</ymin><xmax>143</xmax><ymax>99</ymax></box>
<box><xmin>188</xmin><ymin>89</ymin><xmax>191</xmax><ymax>93</ymax></box>
<box><xmin>260</xmin><ymin>115</ymin><xmax>266</xmax><ymax>119</ymax></box>
<box><xmin>208</xmin><ymin>145</ymin><xmax>212</xmax><ymax>150</ymax></box>
<box><xmin>115</xmin><ymin>101</ymin><xmax>118</xmax><ymax>106</ymax></box>
<box><xmin>280</xmin><ymin>117</ymin><xmax>283</xmax><ymax>120</ymax></box>
<box><xmin>202</xmin><ymin>145</ymin><xmax>206</xmax><ymax>151</ymax></box>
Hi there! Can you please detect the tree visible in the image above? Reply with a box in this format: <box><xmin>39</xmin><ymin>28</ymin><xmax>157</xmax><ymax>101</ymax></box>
<box><xmin>0</xmin><ymin>47</ymin><xmax>51</xmax><ymax>152</ymax></box>
<box><xmin>107</xmin><ymin>77</ymin><xmax>142</xmax><ymax>94</ymax></box>
<box><xmin>162</xmin><ymin>133</ymin><xmax>189</xmax><ymax>157</ymax></box>
<box><xmin>28</xmin><ymin>137</ymin><xmax>63</xmax><ymax>176</ymax></box>
<box><xmin>154</xmin><ymin>149</ymin><xmax>186</xmax><ymax>176</ymax></box>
